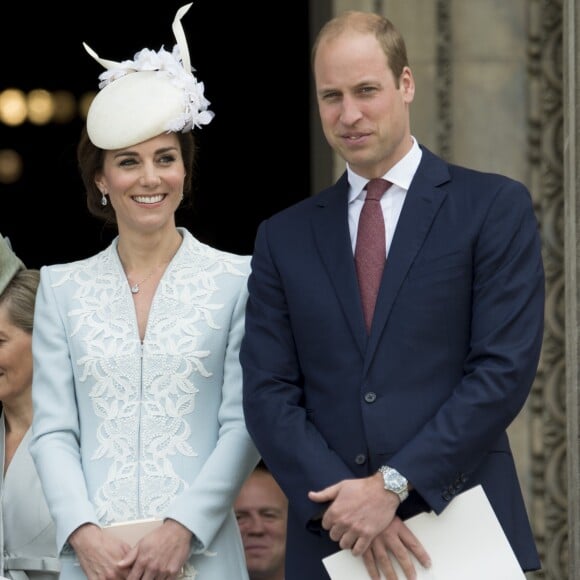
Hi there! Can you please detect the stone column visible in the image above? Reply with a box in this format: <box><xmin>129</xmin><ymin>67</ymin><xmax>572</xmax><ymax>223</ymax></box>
<box><xmin>564</xmin><ymin>0</ymin><xmax>580</xmax><ymax>577</ymax></box>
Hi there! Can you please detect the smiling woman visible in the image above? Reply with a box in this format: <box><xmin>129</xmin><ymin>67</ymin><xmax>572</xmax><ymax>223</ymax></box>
<box><xmin>0</xmin><ymin>234</ymin><xmax>60</xmax><ymax>580</ymax></box>
<box><xmin>28</xmin><ymin>5</ymin><xmax>260</xmax><ymax>580</ymax></box>
<box><xmin>0</xmin><ymin>1</ymin><xmax>311</xmax><ymax>267</ymax></box>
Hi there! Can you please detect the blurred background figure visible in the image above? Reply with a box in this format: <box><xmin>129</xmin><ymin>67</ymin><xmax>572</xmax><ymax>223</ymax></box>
<box><xmin>235</xmin><ymin>461</ymin><xmax>288</xmax><ymax>580</ymax></box>
<box><xmin>0</xmin><ymin>234</ymin><xmax>59</xmax><ymax>580</ymax></box>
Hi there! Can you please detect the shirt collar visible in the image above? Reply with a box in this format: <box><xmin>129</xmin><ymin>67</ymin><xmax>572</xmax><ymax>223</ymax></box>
<box><xmin>347</xmin><ymin>137</ymin><xmax>422</xmax><ymax>203</ymax></box>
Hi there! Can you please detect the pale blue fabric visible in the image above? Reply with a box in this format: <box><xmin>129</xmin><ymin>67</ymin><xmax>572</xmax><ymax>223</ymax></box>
<box><xmin>0</xmin><ymin>417</ymin><xmax>59</xmax><ymax>580</ymax></box>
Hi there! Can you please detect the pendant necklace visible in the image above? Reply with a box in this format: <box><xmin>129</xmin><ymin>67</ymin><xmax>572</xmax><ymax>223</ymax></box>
<box><xmin>128</xmin><ymin>268</ymin><xmax>158</xmax><ymax>294</ymax></box>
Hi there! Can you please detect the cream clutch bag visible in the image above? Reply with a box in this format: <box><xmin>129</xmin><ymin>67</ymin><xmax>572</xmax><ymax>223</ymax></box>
<box><xmin>102</xmin><ymin>518</ymin><xmax>163</xmax><ymax>547</ymax></box>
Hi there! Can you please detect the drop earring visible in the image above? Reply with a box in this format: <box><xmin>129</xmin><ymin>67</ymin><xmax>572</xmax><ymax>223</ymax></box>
<box><xmin>101</xmin><ymin>191</ymin><xmax>108</xmax><ymax>206</ymax></box>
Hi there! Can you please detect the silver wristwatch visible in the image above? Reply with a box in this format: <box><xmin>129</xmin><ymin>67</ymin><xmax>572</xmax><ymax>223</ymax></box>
<box><xmin>378</xmin><ymin>466</ymin><xmax>409</xmax><ymax>503</ymax></box>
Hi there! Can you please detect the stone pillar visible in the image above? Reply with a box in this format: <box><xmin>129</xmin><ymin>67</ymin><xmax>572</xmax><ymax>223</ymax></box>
<box><xmin>564</xmin><ymin>0</ymin><xmax>580</xmax><ymax>577</ymax></box>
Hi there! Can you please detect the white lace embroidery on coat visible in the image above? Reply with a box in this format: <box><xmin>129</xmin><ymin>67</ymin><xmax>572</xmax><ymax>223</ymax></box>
<box><xmin>50</xmin><ymin>236</ymin><xmax>247</xmax><ymax>528</ymax></box>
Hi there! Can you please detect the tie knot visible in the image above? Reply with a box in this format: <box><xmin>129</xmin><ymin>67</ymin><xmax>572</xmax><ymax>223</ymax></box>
<box><xmin>365</xmin><ymin>178</ymin><xmax>391</xmax><ymax>201</ymax></box>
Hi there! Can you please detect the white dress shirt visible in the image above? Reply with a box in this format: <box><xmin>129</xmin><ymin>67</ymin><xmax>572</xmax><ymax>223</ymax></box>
<box><xmin>347</xmin><ymin>137</ymin><xmax>423</xmax><ymax>255</ymax></box>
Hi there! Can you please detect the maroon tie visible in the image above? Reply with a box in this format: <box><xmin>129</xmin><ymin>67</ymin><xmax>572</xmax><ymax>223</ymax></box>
<box><xmin>355</xmin><ymin>178</ymin><xmax>392</xmax><ymax>332</ymax></box>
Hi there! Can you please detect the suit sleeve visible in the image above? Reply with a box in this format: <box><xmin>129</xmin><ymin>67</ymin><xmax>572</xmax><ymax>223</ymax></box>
<box><xmin>241</xmin><ymin>219</ymin><xmax>357</xmax><ymax>530</ymax></box>
<box><xmin>389</xmin><ymin>179</ymin><xmax>545</xmax><ymax>514</ymax></box>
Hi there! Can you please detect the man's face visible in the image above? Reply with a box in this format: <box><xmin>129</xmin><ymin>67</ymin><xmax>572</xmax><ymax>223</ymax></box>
<box><xmin>235</xmin><ymin>471</ymin><xmax>288</xmax><ymax>579</ymax></box>
<box><xmin>314</xmin><ymin>30</ymin><xmax>415</xmax><ymax>179</ymax></box>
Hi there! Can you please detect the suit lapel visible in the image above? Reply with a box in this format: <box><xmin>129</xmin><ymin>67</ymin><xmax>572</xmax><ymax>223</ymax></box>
<box><xmin>312</xmin><ymin>174</ymin><xmax>368</xmax><ymax>355</ymax></box>
<box><xmin>310</xmin><ymin>150</ymin><xmax>452</xmax><ymax>362</ymax></box>
<box><xmin>366</xmin><ymin>150</ymin><xmax>452</xmax><ymax>365</ymax></box>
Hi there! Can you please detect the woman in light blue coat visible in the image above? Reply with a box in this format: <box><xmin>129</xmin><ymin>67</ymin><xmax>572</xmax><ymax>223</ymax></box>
<box><xmin>29</xmin><ymin>5</ymin><xmax>259</xmax><ymax>580</ymax></box>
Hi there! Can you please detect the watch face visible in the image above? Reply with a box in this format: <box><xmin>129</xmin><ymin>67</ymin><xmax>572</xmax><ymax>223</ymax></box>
<box><xmin>381</xmin><ymin>467</ymin><xmax>408</xmax><ymax>498</ymax></box>
<box><xmin>387</xmin><ymin>472</ymin><xmax>405</xmax><ymax>491</ymax></box>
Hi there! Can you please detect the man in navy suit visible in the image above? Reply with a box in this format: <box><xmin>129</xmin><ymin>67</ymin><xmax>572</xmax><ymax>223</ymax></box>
<box><xmin>240</xmin><ymin>10</ymin><xmax>544</xmax><ymax>580</ymax></box>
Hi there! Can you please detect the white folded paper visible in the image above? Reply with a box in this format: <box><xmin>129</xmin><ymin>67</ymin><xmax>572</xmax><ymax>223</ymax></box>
<box><xmin>102</xmin><ymin>518</ymin><xmax>163</xmax><ymax>547</ymax></box>
<box><xmin>322</xmin><ymin>485</ymin><xmax>526</xmax><ymax>580</ymax></box>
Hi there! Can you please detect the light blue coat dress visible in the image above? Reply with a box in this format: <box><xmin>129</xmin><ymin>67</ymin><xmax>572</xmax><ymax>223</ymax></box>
<box><xmin>1</xmin><ymin>418</ymin><xmax>59</xmax><ymax>580</ymax></box>
<box><xmin>30</xmin><ymin>229</ymin><xmax>260</xmax><ymax>579</ymax></box>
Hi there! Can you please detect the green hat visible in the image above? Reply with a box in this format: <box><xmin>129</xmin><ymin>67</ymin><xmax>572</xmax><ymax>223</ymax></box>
<box><xmin>0</xmin><ymin>234</ymin><xmax>25</xmax><ymax>296</ymax></box>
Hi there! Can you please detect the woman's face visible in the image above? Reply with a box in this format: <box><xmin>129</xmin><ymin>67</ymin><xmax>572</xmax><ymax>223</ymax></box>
<box><xmin>0</xmin><ymin>303</ymin><xmax>32</xmax><ymax>404</ymax></box>
<box><xmin>95</xmin><ymin>132</ymin><xmax>186</xmax><ymax>236</ymax></box>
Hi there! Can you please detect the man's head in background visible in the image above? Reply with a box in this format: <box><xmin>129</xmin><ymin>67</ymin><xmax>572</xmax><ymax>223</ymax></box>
<box><xmin>235</xmin><ymin>460</ymin><xmax>288</xmax><ymax>580</ymax></box>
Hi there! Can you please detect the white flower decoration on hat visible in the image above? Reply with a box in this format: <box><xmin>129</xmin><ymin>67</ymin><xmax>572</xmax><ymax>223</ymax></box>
<box><xmin>84</xmin><ymin>3</ymin><xmax>214</xmax><ymax>149</ymax></box>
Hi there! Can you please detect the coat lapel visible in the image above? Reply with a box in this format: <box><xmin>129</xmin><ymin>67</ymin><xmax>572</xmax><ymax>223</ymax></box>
<box><xmin>312</xmin><ymin>174</ymin><xmax>368</xmax><ymax>355</ymax></box>
<box><xmin>310</xmin><ymin>150</ymin><xmax>452</xmax><ymax>362</ymax></box>
<box><xmin>366</xmin><ymin>150</ymin><xmax>452</xmax><ymax>365</ymax></box>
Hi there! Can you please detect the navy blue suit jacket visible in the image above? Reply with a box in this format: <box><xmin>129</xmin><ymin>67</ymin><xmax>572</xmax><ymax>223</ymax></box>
<box><xmin>241</xmin><ymin>146</ymin><xmax>544</xmax><ymax>578</ymax></box>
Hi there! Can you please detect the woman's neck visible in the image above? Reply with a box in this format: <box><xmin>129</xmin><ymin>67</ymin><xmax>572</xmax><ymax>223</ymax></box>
<box><xmin>3</xmin><ymin>390</ymin><xmax>33</xmax><ymax>435</ymax></box>
<box><xmin>117</xmin><ymin>227</ymin><xmax>183</xmax><ymax>273</ymax></box>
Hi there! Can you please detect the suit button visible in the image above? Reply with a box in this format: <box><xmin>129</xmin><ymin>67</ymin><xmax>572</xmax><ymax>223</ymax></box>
<box><xmin>364</xmin><ymin>392</ymin><xmax>377</xmax><ymax>403</ymax></box>
<box><xmin>355</xmin><ymin>454</ymin><xmax>366</xmax><ymax>465</ymax></box>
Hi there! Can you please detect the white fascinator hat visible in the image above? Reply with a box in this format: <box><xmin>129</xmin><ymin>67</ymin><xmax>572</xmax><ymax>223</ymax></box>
<box><xmin>84</xmin><ymin>2</ymin><xmax>214</xmax><ymax>150</ymax></box>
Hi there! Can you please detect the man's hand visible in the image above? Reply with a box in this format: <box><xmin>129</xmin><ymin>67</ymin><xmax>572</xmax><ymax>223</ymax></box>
<box><xmin>362</xmin><ymin>517</ymin><xmax>431</xmax><ymax>580</ymax></box>
<box><xmin>308</xmin><ymin>473</ymin><xmax>399</xmax><ymax>555</ymax></box>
